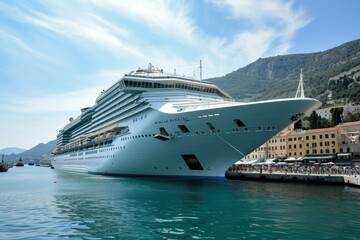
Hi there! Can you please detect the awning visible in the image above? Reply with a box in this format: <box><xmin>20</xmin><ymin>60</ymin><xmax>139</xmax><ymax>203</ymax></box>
<box><xmin>303</xmin><ymin>155</ymin><xmax>335</xmax><ymax>160</ymax></box>
<box><xmin>337</xmin><ymin>153</ymin><xmax>352</xmax><ymax>156</ymax></box>
<box><xmin>284</xmin><ymin>157</ymin><xmax>303</xmax><ymax>162</ymax></box>
<box><xmin>235</xmin><ymin>159</ymin><xmax>258</xmax><ymax>165</ymax></box>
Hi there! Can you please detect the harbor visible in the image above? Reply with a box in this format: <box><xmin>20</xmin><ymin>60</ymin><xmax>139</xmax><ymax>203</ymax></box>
<box><xmin>1</xmin><ymin>165</ymin><xmax>360</xmax><ymax>239</ymax></box>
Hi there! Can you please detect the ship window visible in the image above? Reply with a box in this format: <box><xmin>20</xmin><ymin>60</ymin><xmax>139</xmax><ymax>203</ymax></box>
<box><xmin>181</xmin><ymin>154</ymin><xmax>204</xmax><ymax>170</ymax></box>
<box><xmin>159</xmin><ymin>127</ymin><xmax>169</xmax><ymax>136</ymax></box>
<box><xmin>206</xmin><ymin>122</ymin><xmax>215</xmax><ymax>131</ymax></box>
<box><xmin>234</xmin><ymin>119</ymin><xmax>246</xmax><ymax>127</ymax></box>
<box><xmin>178</xmin><ymin>125</ymin><xmax>190</xmax><ymax>133</ymax></box>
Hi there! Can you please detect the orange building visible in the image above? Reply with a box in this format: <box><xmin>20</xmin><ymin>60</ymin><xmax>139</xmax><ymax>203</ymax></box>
<box><xmin>241</xmin><ymin>121</ymin><xmax>360</xmax><ymax>165</ymax></box>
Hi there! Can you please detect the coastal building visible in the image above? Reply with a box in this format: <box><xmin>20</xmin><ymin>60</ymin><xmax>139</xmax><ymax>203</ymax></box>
<box><xmin>241</xmin><ymin>121</ymin><xmax>360</xmax><ymax>166</ymax></box>
<box><xmin>316</xmin><ymin>103</ymin><xmax>360</xmax><ymax>120</ymax></box>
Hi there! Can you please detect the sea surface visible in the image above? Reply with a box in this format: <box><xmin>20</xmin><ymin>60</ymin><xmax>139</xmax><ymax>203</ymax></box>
<box><xmin>1</xmin><ymin>166</ymin><xmax>360</xmax><ymax>240</ymax></box>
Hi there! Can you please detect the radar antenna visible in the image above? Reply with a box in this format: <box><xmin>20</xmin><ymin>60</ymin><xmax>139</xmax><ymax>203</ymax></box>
<box><xmin>295</xmin><ymin>68</ymin><xmax>305</xmax><ymax>98</ymax></box>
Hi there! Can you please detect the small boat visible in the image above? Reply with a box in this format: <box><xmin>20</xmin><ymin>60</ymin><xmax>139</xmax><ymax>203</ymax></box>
<box><xmin>16</xmin><ymin>156</ymin><xmax>24</xmax><ymax>167</ymax></box>
<box><xmin>38</xmin><ymin>159</ymin><xmax>51</xmax><ymax>167</ymax></box>
<box><xmin>0</xmin><ymin>154</ymin><xmax>9</xmax><ymax>172</ymax></box>
<box><xmin>28</xmin><ymin>160</ymin><xmax>35</xmax><ymax>166</ymax></box>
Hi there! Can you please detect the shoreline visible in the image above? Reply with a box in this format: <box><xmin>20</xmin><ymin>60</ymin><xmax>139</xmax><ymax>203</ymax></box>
<box><xmin>226</xmin><ymin>171</ymin><xmax>360</xmax><ymax>187</ymax></box>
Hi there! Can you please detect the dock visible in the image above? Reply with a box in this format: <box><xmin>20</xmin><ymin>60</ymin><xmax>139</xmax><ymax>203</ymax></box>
<box><xmin>226</xmin><ymin>171</ymin><xmax>360</xmax><ymax>188</ymax></box>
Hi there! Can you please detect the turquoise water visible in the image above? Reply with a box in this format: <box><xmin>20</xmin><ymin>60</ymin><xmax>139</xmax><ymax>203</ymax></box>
<box><xmin>1</xmin><ymin>166</ymin><xmax>360</xmax><ymax>239</ymax></box>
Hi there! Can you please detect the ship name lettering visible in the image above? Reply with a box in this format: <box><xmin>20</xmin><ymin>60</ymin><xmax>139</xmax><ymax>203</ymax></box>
<box><xmin>155</xmin><ymin>117</ymin><xmax>190</xmax><ymax>125</ymax></box>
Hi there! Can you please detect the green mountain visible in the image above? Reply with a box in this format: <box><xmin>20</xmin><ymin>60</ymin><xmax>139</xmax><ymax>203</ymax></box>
<box><xmin>4</xmin><ymin>140</ymin><xmax>56</xmax><ymax>162</ymax></box>
<box><xmin>209</xmin><ymin>38</ymin><xmax>360</xmax><ymax>103</ymax></box>
<box><xmin>0</xmin><ymin>147</ymin><xmax>27</xmax><ymax>155</ymax></box>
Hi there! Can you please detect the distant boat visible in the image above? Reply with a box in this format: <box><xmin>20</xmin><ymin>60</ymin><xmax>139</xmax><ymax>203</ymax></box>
<box><xmin>16</xmin><ymin>156</ymin><xmax>24</xmax><ymax>167</ymax></box>
<box><xmin>0</xmin><ymin>154</ymin><xmax>9</xmax><ymax>172</ymax></box>
<box><xmin>28</xmin><ymin>160</ymin><xmax>35</xmax><ymax>166</ymax></box>
<box><xmin>38</xmin><ymin>159</ymin><xmax>51</xmax><ymax>167</ymax></box>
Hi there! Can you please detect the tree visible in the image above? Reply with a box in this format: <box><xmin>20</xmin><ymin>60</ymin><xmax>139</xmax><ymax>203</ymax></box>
<box><xmin>330</xmin><ymin>107</ymin><xmax>343</xmax><ymax>126</ymax></box>
<box><xmin>294</xmin><ymin>120</ymin><xmax>302</xmax><ymax>130</ymax></box>
<box><xmin>343</xmin><ymin>112</ymin><xmax>360</xmax><ymax>122</ymax></box>
<box><xmin>310</xmin><ymin>111</ymin><xmax>318</xmax><ymax>129</ymax></box>
<box><xmin>309</xmin><ymin>111</ymin><xmax>330</xmax><ymax>129</ymax></box>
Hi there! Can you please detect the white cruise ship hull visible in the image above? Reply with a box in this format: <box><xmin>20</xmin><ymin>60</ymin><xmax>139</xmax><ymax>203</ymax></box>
<box><xmin>52</xmin><ymin>97</ymin><xmax>320</xmax><ymax>178</ymax></box>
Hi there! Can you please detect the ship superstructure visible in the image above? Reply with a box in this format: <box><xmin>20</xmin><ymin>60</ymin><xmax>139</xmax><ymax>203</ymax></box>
<box><xmin>52</xmin><ymin>64</ymin><xmax>321</xmax><ymax>178</ymax></box>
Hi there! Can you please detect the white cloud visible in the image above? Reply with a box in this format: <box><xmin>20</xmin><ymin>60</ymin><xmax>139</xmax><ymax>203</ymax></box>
<box><xmin>0</xmin><ymin>0</ymin><xmax>309</xmax><ymax>79</ymax></box>
<box><xmin>90</xmin><ymin>0</ymin><xmax>196</xmax><ymax>44</ymax></box>
<box><xmin>0</xmin><ymin>0</ymin><xmax>312</xmax><ymax>149</ymax></box>
<box><xmin>209</xmin><ymin>0</ymin><xmax>310</xmax><ymax>60</ymax></box>
<box><xmin>227</xmin><ymin>29</ymin><xmax>277</xmax><ymax>62</ymax></box>
<box><xmin>21</xmin><ymin>11</ymin><xmax>145</xmax><ymax>59</ymax></box>
<box><xmin>2</xmin><ymin>87</ymin><xmax>103</xmax><ymax>113</ymax></box>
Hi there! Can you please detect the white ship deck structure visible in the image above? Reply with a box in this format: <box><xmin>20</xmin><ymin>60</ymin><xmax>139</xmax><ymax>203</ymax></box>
<box><xmin>52</xmin><ymin>64</ymin><xmax>321</xmax><ymax>178</ymax></box>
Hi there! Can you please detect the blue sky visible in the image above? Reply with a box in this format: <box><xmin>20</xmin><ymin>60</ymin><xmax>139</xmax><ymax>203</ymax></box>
<box><xmin>0</xmin><ymin>0</ymin><xmax>359</xmax><ymax>149</ymax></box>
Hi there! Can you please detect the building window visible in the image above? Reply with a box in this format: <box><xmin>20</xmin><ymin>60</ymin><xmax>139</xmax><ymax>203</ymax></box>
<box><xmin>320</xmin><ymin>142</ymin><xmax>323</xmax><ymax>147</ymax></box>
<box><xmin>306</xmin><ymin>150</ymin><xmax>309</xmax><ymax>154</ymax></box>
<box><xmin>326</xmin><ymin>149</ymin><xmax>330</xmax><ymax>153</ymax></box>
<box><xmin>325</xmin><ymin>134</ymin><xmax>329</xmax><ymax>138</ymax></box>
<box><xmin>320</xmin><ymin>135</ymin><xmax>323</xmax><ymax>139</ymax></box>
<box><xmin>289</xmin><ymin>138</ymin><xmax>292</xmax><ymax>141</ymax></box>
<box><xmin>312</xmin><ymin>135</ymin><xmax>316</xmax><ymax>140</ymax></box>
<box><xmin>312</xmin><ymin>142</ymin><xmax>317</xmax><ymax>148</ymax></box>
<box><xmin>299</xmin><ymin>144</ymin><xmax>302</xmax><ymax>148</ymax></box>
<box><xmin>306</xmin><ymin>136</ymin><xmax>309</xmax><ymax>140</ymax></box>
<box><xmin>312</xmin><ymin>149</ymin><xmax>317</xmax><ymax>154</ymax></box>
<box><xmin>331</xmin><ymin>133</ymin><xmax>335</xmax><ymax>138</ymax></box>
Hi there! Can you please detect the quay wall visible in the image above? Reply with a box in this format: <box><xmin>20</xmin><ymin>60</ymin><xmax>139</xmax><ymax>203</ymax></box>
<box><xmin>226</xmin><ymin>172</ymin><xmax>360</xmax><ymax>187</ymax></box>
<box><xmin>343</xmin><ymin>175</ymin><xmax>360</xmax><ymax>187</ymax></box>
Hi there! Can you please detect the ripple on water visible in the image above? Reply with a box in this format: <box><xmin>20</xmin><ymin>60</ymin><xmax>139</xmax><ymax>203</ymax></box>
<box><xmin>1</xmin><ymin>168</ymin><xmax>360</xmax><ymax>239</ymax></box>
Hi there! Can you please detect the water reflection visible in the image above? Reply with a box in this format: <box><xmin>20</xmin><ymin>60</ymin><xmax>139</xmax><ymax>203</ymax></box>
<box><xmin>49</xmin><ymin>171</ymin><xmax>360</xmax><ymax>239</ymax></box>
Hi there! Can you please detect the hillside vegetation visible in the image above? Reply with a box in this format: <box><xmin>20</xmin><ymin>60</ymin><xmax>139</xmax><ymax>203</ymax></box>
<box><xmin>209</xmin><ymin>39</ymin><xmax>360</xmax><ymax>103</ymax></box>
<box><xmin>4</xmin><ymin>140</ymin><xmax>55</xmax><ymax>162</ymax></box>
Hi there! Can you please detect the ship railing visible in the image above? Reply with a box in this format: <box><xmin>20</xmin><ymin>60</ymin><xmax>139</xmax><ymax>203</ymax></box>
<box><xmin>54</xmin><ymin>131</ymin><xmax>132</xmax><ymax>155</ymax></box>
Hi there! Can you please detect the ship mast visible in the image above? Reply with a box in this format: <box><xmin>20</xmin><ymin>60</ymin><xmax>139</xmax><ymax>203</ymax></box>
<box><xmin>200</xmin><ymin>59</ymin><xmax>202</xmax><ymax>81</ymax></box>
<box><xmin>295</xmin><ymin>68</ymin><xmax>305</xmax><ymax>98</ymax></box>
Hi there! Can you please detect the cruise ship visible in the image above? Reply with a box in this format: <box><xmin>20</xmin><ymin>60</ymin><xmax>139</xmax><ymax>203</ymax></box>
<box><xmin>52</xmin><ymin>64</ymin><xmax>321</xmax><ymax>178</ymax></box>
